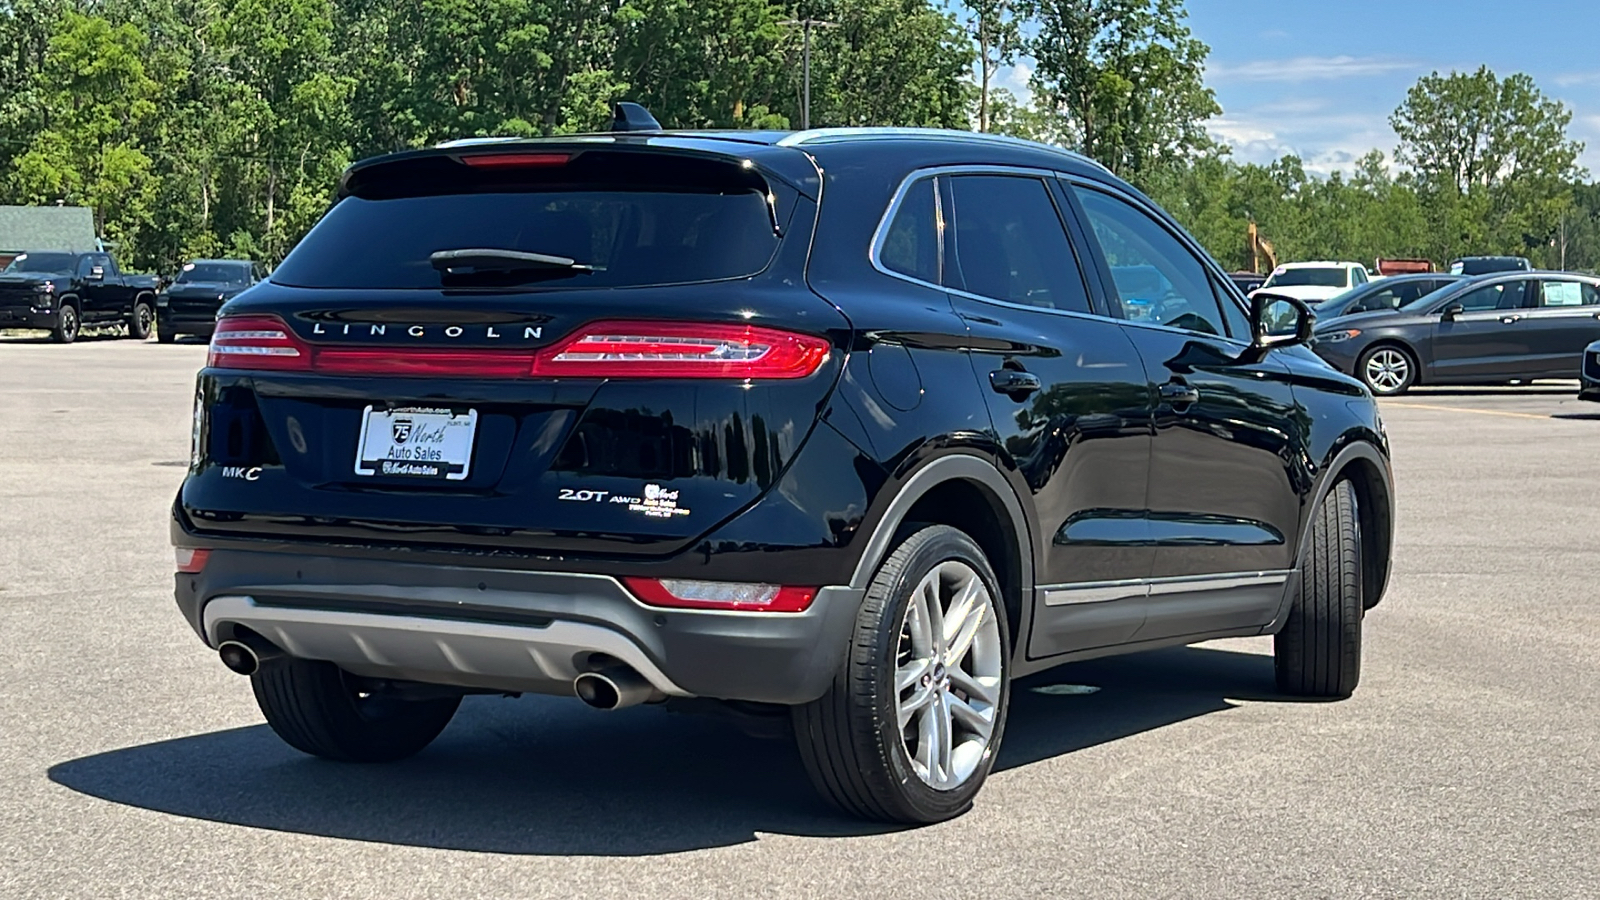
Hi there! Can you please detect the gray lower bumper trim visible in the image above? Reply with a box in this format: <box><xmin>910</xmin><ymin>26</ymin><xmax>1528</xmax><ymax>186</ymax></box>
<box><xmin>203</xmin><ymin>594</ymin><xmax>690</xmax><ymax>697</ymax></box>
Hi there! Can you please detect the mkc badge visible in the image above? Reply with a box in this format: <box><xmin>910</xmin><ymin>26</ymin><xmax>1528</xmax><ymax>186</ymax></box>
<box><xmin>391</xmin><ymin>418</ymin><xmax>413</xmax><ymax>444</ymax></box>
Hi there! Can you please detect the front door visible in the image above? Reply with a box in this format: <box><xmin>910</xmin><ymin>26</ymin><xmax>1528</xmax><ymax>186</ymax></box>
<box><xmin>932</xmin><ymin>171</ymin><xmax>1154</xmax><ymax>657</ymax></box>
<box><xmin>1069</xmin><ymin>183</ymin><xmax>1303</xmax><ymax>641</ymax></box>
<box><xmin>1520</xmin><ymin>278</ymin><xmax>1600</xmax><ymax>377</ymax></box>
<box><xmin>1429</xmin><ymin>279</ymin><xmax>1537</xmax><ymax>381</ymax></box>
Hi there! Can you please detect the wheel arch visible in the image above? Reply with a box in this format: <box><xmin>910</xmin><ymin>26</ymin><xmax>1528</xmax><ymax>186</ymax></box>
<box><xmin>1271</xmin><ymin>438</ymin><xmax>1394</xmax><ymax>630</ymax></box>
<box><xmin>847</xmin><ymin>453</ymin><xmax>1036</xmax><ymax>654</ymax></box>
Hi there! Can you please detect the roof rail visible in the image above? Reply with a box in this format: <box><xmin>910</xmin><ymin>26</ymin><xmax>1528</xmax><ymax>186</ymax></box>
<box><xmin>775</xmin><ymin>127</ymin><xmax>1110</xmax><ymax>172</ymax></box>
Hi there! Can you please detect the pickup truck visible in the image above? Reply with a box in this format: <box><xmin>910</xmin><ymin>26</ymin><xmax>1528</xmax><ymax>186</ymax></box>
<box><xmin>0</xmin><ymin>250</ymin><xmax>161</xmax><ymax>343</ymax></box>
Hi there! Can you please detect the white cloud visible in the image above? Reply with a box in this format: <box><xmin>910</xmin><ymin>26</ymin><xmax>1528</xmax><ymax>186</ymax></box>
<box><xmin>1206</xmin><ymin>104</ymin><xmax>1398</xmax><ymax>176</ymax></box>
<box><xmin>997</xmin><ymin>61</ymin><xmax>1034</xmax><ymax>99</ymax></box>
<box><xmin>1207</xmin><ymin>55</ymin><xmax>1419</xmax><ymax>84</ymax></box>
<box><xmin>1555</xmin><ymin>71</ymin><xmax>1600</xmax><ymax>87</ymax></box>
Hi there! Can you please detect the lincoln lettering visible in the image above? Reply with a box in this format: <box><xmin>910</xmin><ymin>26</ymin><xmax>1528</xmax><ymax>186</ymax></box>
<box><xmin>306</xmin><ymin>323</ymin><xmax>544</xmax><ymax>339</ymax></box>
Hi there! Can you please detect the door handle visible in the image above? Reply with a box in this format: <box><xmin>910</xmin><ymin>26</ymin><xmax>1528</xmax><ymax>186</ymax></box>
<box><xmin>989</xmin><ymin>368</ymin><xmax>1041</xmax><ymax>399</ymax></box>
<box><xmin>1158</xmin><ymin>380</ymin><xmax>1200</xmax><ymax>407</ymax></box>
<box><xmin>1499</xmin><ymin>314</ymin><xmax>1522</xmax><ymax>324</ymax></box>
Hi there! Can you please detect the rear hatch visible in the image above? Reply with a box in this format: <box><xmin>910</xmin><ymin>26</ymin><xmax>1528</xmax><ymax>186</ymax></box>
<box><xmin>181</xmin><ymin>141</ymin><xmax>848</xmax><ymax>558</ymax></box>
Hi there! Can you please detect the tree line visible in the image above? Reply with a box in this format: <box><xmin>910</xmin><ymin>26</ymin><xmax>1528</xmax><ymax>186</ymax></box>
<box><xmin>0</xmin><ymin>0</ymin><xmax>1593</xmax><ymax>276</ymax></box>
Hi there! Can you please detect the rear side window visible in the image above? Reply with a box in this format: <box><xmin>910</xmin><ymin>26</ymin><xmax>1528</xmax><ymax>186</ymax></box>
<box><xmin>943</xmin><ymin>175</ymin><xmax>1091</xmax><ymax>314</ymax></box>
<box><xmin>273</xmin><ymin>152</ymin><xmax>784</xmax><ymax>290</ymax></box>
<box><xmin>1074</xmin><ymin>187</ymin><xmax>1230</xmax><ymax>337</ymax></box>
<box><xmin>878</xmin><ymin>177</ymin><xmax>940</xmax><ymax>284</ymax></box>
<box><xmin>1539</xmin><ymin>280</ymin><xmax>1600</xmax><ymax>307</ymax></box>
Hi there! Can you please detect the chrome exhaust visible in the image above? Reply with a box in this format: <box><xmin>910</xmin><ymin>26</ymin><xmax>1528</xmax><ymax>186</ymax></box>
<box><xmin>217</xmin><ymin>632</ymin><xmax>283</xmax><ymax>676</ymax></box>
<box><xmin>573</xmin><ymin>665</ymin><xmax>657</xmax><ymax>710</ymax></box>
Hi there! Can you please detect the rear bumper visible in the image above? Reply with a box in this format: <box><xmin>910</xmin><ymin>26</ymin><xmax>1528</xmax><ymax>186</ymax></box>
<box><xmin>178</xmin><ymin>548</ymin><xmax>862</xmax><ymax>705</ymax></box>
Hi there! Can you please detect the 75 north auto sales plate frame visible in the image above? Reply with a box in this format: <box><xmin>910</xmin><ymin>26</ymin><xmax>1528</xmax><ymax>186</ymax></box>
<box><xmin>354</xmin><ymin>406</ymin><xmax>478</xmax><ymax>481</ymax></box>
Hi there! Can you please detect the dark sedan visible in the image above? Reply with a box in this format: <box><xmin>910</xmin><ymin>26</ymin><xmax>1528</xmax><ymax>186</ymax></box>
<box><xmin>156</xmin><ymin>259</ymin><xmax>263</xmax><ymax>342</ymax></box>
<box><xmin>1582</xmin><ymin>339</ymin><xmax>1600</xmax><ymax>402</ymax></box>
<box><xmin>1313</xmin><ymin>273</ymin><xmax>1464</xmax><ymax>320</ymax></box>
<box><xmin>1312</xmin><ymin>271</ymin><xmax>1600</xmax><ymax>395</ymax></box>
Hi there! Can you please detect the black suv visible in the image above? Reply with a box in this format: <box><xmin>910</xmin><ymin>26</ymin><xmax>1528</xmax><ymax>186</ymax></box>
<box><xmin>172</xmin><ymin>119</ymin><xmax>1395</xmax><ymax>824</ymax></box>
<box><xmin>156</xmin><ymin>259</ymin><xmax>264</xmax><ymax>343</ymax></box>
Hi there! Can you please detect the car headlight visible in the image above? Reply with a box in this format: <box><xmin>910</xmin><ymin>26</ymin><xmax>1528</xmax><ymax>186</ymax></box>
<box><xmin>1316</xmin><ymin>329</ymin><xmax>1361</xmax><ymax>343</ymax></box>
<box><xmin>33</xmin><ymin>282</ymin><xmax>54</xmax><ymax>293</ymax></box>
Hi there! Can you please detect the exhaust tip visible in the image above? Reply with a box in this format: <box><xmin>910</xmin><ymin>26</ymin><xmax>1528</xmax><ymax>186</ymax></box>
<box><xmin>217</xmin><ymin>640</ymin><xmax>259</xmax><ymax>676</ymax></box>
<box><xmin>574</xmin><ymin>671</ymin><xmax>623</xmax><ymax>709</ymax></box>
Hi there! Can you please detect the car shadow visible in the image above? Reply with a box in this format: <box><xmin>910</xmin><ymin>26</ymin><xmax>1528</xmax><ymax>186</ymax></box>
<box><xmin>1403</xmin><ymin>386</ymin><xmax>1576</xmax><ymax>396</ymax></box>
<box><xmin>48</xmin><ymin>646</ymin><xmax>1278</xmax><ymax>855</ymax></box>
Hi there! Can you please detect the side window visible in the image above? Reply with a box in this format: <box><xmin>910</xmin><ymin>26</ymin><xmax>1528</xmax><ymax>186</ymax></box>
<box><xmin>76</xmin><ymin>256</ymin><xmax>95</xmax><ymax>277</ymax></box>
<box><xmin>1073</xmin><ymin>186</ymin><xmax>1227</xmax><ymax>337</ymax></box>
<box><xmin>878</xmin><ymin>177</ymin><xmax>939</xmax><ymax>284</ymax></box>
<box><xmin>1456</xmin><ymin>281</ymin><xmax>1526</xmax><ymax>311</ymax></box>
<box><xmin>95</xmin><ymin>254</ymin><xmax>115</xmax><ymax>276</ymax></box>
<box><xmin>943</xmin><ymin>175</ymin><xmax>1091</xmax><ymax>313</ymax></box>
<box><xmin>1356</xmin><ymin>287</ymin><xmax>1401</xmax><ymax>312</ymax></box>
<box><xmin>1539</xmin><ymin>280</ymin><xmax>1591</xmax><ymax>307</ymax></box>
<box><xmin>1352</xmin><ymin>267</ymin><xmax>1368</xmax><ymax>285</ymax></box>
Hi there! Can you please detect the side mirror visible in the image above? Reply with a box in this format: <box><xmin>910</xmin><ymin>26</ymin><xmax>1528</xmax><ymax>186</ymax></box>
<box><xmin>1440</xmin><ymin>302</ymin><xmax>1464</xmax><ymax>320</ymax></box>
<box><xmin>1250</xmin><ymin>291</ymin><xmax>1315</xmax><ymax>351</ymax></box>
<box><xmin>88</xmin><ymin>266</ymin><xmax>104</xmax><ymax>281</ymax></box>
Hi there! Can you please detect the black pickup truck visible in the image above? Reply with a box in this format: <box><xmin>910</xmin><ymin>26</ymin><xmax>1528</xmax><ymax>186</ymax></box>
<box><xmin>0</xmin><ymin>250</ymin><xmax>161</xmax><ymax>343</ymax></box>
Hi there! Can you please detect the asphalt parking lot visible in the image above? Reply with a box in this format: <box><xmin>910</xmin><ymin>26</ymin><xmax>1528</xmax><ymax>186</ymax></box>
<box><xmin>2</xmin><ymin>337</ymin><xmax>1596</xmax><ymax>899</ymax></box>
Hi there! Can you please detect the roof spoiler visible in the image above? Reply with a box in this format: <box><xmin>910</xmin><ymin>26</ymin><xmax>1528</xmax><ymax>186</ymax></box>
<box><xmin>611</xmin><ymin>102</ymin><xmax>661</xmax><ymax>132</ymax></box>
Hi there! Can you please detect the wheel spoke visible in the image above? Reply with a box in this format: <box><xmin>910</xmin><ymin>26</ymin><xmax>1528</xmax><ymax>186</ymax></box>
<box><xmin>947</xmin><ymin>691</ymin><xmax>994</xmax><ymax>741</ymax></box>
<box><xmin>948</xmin><ymin>665</ymin><xmax>998</xmax><ymax>706</ymax></box>
<box><xmin>920</xmin><ymin>571</ymin><xmax>946</xmax><ymax>655</ymax></box>
<box><xmin>944</xmin><ymin>600</ymin><xmax>989</xmax><ymax>666</ymax></box>
<box><xmin>919</xmin><ymin>691</ymin><xmax>954</xmax><ymax>785</ymax></box>
<box><xmin>899</xmin><ymin>681</ymin><xmax>936</xmax><ymax>729</ymax></box>
<box><xmin>905</xmin><ymin>585</ymin><xmax>934</xmax><ymax>658</ymax></box>
<box><xmin>941</xmin><ymin>576</ymin><xmax>981</xmax><ymax>656</ymax></box>
<box><xmin>896</xmin><ymin>655</ymin><xmax>932</xmax><ymax>693</ymax></box>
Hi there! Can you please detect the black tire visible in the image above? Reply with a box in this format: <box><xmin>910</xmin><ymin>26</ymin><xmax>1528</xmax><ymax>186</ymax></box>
<box><xmin>251</xmin><ymin>657</ymin><xmax>460</xmax><ymax>762</ymax></box>
<box><xmin>793</xmin><ymin>524</ymin><xmax>1011</xmax><ymax>824</ymax></box>
<box><xmin>156</xmin><ymin>325</ymin><xmax>176</xmax><ymax>344</ymax></box>
<box><xmin>51</xmin><ymin>303</ymin><xmax>80</xmax><ymax>344</ymax></box>
<box><xmin>1356</xmin><ymin>344</ymin><xmax>1416</xmax><ymax>396</ymax></box>
<box><xmin>1275</xmin><ymin>479</ymin><xmax>1363</xmax><ymax>698</ymax></box>
<box><xmin>127</xmin><ymin>301</ymin><xmax>154</xmax><ymax>340</ymax></box>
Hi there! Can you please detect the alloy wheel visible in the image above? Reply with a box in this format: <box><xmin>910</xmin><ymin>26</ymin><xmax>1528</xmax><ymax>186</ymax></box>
<box><xmin>1364</xmin><ymin>348</ymin><xmax>1410</xmax><ymax>394</ymax></box>
<box><xmin>895</xmin><ymin>560</ymin><xmax>1003</xmax><ymax>790</ymax></box>
<box><xmin>60</xmin><ymin>306</ymin><xmax>78</xmax><ymax>341</ymax></box>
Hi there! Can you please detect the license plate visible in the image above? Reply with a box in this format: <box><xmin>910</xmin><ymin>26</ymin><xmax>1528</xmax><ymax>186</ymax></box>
<box><xmin>354</xmin><ymin>406</ymin><xmax>477</xmax><ymax>481</ymax></box>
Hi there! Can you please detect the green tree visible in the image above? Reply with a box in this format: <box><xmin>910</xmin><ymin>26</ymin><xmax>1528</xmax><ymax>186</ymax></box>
<box><xmin>967</xmin><ymin>0</ymin><xmax>1023</xmax><ymax>132</ymax></box>
<box><xmin>802</xmin><ymin>0</ymin><xmax>975</xmax><ymax>129</ymax></box>
<box><xmin>1024</xmin><ymin>0</ymin><xmax>1218</xmax><ymax>182</ymax></box>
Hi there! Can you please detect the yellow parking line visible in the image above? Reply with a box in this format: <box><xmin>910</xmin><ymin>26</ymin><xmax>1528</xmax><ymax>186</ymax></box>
<box><xmin>1382</xmin><ymin>401</ymin><xmax>1550</xmax><ymax>420</ymax></box>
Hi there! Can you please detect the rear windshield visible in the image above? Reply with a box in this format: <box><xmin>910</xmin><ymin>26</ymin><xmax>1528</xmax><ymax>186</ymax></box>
<box><xmin>178</xmin><ymin>262</ymin><xmax>250</xmax><ymax>284</ymax></box>
<box><xmin>1264</xmin><ymin>267</ymin><xmax>1348</xmax><ymax>288</ymax></box>
<box><xmin>271</xmin><ymin>189</ymin><xmax>781</xmax><ymax>290</ymax></box>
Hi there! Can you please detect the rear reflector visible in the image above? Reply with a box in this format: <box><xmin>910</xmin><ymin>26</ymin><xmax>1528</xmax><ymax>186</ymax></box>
<box><xmin>460</xmin><ymin>152</ymin><xmax>571</xmax><ymax>168</ymax></box>
<box><xmin>623</xmin><ymin>578</ymin><xmax>817</xmax><ymax>613</ymax></box>
<box><xmin>209</xmin><ymin>316</ymin><xmax>830</xmax><ymax>380</ymax></box>
<box><xmin>175</xmin><ymin>548</ymin><xmax>211</xmax><ymax>574</ymax></box>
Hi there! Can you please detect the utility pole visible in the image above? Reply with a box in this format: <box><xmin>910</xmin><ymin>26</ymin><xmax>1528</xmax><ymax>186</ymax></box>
<box><xmin>780</xmin><ymin>17</ymin><xmax>839</xmax><ymax>130</ymax></box>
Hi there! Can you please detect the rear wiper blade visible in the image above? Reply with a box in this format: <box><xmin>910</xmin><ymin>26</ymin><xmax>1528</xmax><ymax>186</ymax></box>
<box><xmin>429</xmin><ymin>248</ymin><xmax>605</xmax><ymax>275</ymax></box>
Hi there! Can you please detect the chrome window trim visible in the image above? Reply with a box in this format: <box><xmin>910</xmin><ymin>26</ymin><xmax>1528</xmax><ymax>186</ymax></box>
<box><xmin>868</xmin><ymin>164</ymin><xmax>1112</xmax><ymax>324</ymax></box>
<box><xmin>1042</xmin><ymin>570</ymin><xmax>1292</xmax><ymax>607</ymax></box>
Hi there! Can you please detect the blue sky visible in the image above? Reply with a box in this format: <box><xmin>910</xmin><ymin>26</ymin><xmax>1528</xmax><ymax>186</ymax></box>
<box><xmin>995</xmin><ymin>0</ymin><xmax>1600</xmax><ymax>176</ymax></box>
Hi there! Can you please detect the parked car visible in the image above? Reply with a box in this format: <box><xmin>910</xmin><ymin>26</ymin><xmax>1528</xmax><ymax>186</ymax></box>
<box><xmin>1580</xmin><ymin>339</ymin><xmax>1600</xmax><ymax>403</ymax></box>
<box><xmin>1228</xmin><ymin>271</ymin><xmax>1266</xmax><ymax>294</ymax></box>
<box><xmin>1252</xmin><ymin>260</ymin><xmax>1371</xmax><ymax>304</ymax></box>
<box><xmin>1312</xmin><ymin>271</ymin><xmax>1600</xmax><ymax>395</ymax></box>
<box><xmin>0</xmin><ymin>250</ymin><xmax>160</xmax><ymax>342</ymax></box>
<box><xmin>1449</xmin><ymin>256</ymin><xmax>1531</xmax><ymax>276</ymax></box>
<box><xmin>156</xmin><ymin>259</ymin><xmax>264</xmax><ymax>343</ymax></box>
<box><xmin>1313</xmin><ymin>273</ymin><xmax>1464</xmax><ymax>320</ymax></box>
<box><xmin>172</xmin><ymin>116</ymin><xmax>1394</xmax><ymax>824</ymax></box>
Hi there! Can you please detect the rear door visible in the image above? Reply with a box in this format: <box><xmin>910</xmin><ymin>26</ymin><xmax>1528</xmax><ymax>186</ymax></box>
<box><xmin>1068</xmin><ymin>182</ymin><xmax>1303</xmax><ymax>641</ymax></box>
<box><xmin>929</xmin><ymin>170</ymin><xmax>1153</xmax><ymax>656</ymax></box>
<box><xmin>1520</xmin><ymin>278</ymin><xmax>1600</xmax><ymax>377</ymax></box>
<box><xmin>1429</xmin><ymin>278</ymin><xmax>1537</xmax><ymax>381</ymax></box>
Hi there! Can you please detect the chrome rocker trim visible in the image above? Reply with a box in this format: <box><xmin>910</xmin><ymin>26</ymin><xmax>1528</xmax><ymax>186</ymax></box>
<box><xmin>1042</xmin><ymin>570</ymin><xmax>1293</xmax><ymax>607</ymax></box>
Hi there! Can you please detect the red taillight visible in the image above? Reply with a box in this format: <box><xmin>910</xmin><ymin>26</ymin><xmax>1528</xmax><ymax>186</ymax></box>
<box><xmin>208</xmin><ymin>315</ymin><xmax>310</xmax><ymax>370</ymax></box>
<box><xmin>460</xmin><ymin>153</ymin><xmax>571</xmax><ymax>168</ymax></box>
<box><xmin>175</xmin><ymin>547</ymin><xmax>210</xmax><ymax>574</ymax></box>
<box><xmin>207</xmin><ymin>316</ymin><xmax>830</xmax><ymax>380</ymax></box>
<box><xmin>623</xmin><ymin>578</ymin><xmax>817</xmax><ymax>613</ymax></box>
<box><xmin>535</xmin><ymin>321</ymin><xmax>831</xmax><ymax>379</ymax></box>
